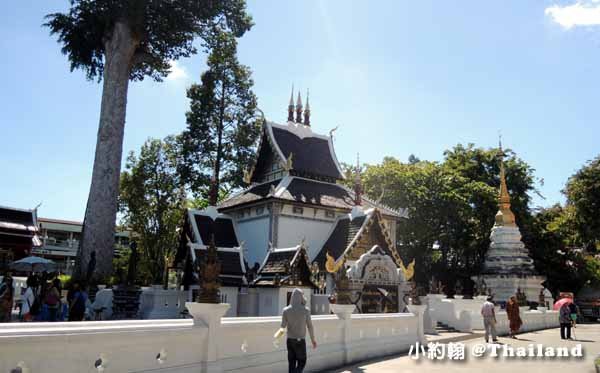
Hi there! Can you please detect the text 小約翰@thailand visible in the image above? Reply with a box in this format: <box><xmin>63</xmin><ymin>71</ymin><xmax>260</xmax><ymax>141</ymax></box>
<box><xmin>408</xmin><ymin>342</ymin><xmax>584</xmax><ymax>360</ymax></box>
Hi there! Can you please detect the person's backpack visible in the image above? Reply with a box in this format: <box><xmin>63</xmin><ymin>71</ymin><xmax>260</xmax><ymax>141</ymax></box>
<box><xmin>46</xmin><ymin>290</ymin><xmax>59</xmax><ymax>306</ymax></box>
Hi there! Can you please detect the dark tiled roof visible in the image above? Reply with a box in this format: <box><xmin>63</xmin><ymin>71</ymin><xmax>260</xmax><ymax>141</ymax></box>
<box><xmin>270</xmin><ymin>126</ymin><xmax>343</xmax><ymax>180</ymax></box>
<box><xmin>193</xmin><ymin>215</ymin><xmax>239</xmax><ymax>247</ymax></box>
<box><xmin>219</xmin><ymin>177</ymin><xmax>402</xmax><ymax>218</ymax></box>
<box><xmin>0</xmin><ymin>207</ymin><xmax>37</xmax><ymax>232</ymax></box>
<box><xmin>260</xmin><ymin>250</ymin><xmax>296</xmax><ymax>275</ymax></box>
<box><xmin>313</xmin><ymin>215</ymin><xmax>367</xmax><ymax>265</ymax></box>
<box><xmin>218</xmin><ymin>180</ymin><xmax>279</xmax><ymax>209</ymax></box>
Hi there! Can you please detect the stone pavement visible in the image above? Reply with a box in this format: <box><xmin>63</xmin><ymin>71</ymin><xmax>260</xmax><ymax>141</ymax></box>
<box><xmin>327</xmin><ymin>323</ymin><xmax>600</xmax><ymax>373</ymax></box>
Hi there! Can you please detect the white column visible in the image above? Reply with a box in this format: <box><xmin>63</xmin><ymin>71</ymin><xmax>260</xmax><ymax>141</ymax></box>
<box><xmin>407</xmin><ymin>304</ymin><xmax>426</xmax><ymax>344</ymax></box>
<box><xmin>186</xmin><ymin>302</ymin><xmax>230</xmax><ymax>373</ymax></box>
<box><xmin>330</xmin><ymin>304</ymin><xmax>355</xmax><ymax>365</ymax></box>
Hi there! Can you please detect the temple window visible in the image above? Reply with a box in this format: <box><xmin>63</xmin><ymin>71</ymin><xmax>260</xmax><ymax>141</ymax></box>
<box><xmin>256</xmin><ymin>206</ymin><xmax>264</xmax><ymax>215</ymax></box>
<box><xmin>325</xmin><ymin>210</ymin><xmax>335</xmax><ymax>218</ymax></box>
<box><xmin>293</xmin><ymin>206</ymin><xmax>304</xmax><ymax>215</ymax></box>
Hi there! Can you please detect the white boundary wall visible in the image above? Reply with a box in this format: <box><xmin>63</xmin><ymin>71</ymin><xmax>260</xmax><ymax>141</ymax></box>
<box><xmin>427</xmin><ymin>294</ymin><xmax>560</xmax><ymax>333</ymax></box>
<box><xmin>0</xmin><ymin>304</ymin><xmax>421</xmax><ymax>373</ymax></box>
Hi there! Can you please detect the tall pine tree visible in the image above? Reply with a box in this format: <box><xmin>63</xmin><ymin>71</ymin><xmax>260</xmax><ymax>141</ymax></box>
<box><xmin>181</xmin><ymin>31</ymin><xmax>260</xmax><ymax>204</ymax></box>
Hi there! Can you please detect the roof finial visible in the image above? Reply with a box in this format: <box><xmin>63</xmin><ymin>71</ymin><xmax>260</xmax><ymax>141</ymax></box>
<box><xmin>354</xmin><ymin>153</ymin><xmax>362</xmax><ymax>206</ymax></box>
<box><xmin>288</xmin><ymin>84</ymin><xmax>295</xmax><ymax>122</ymax></box>
<box><xmin>304</xmin><ymin>89</ymin><xmax>311</xmax><ymax>127</ymax></box>
<box><xmin>296</xmin><ymin>91</ymin><xmax>303</xmax><ymax>124</ymax></box>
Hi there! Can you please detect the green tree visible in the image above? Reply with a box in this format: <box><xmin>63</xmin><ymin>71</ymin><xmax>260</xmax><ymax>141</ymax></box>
<box><xmin>180</xmin><ymin>31</ymin><xmax>260</xmax><ymax>205</ymax></box>
<box><xmin>359</xmin><ymin>144</ymin><xmax>537</xmax><ymax>297</ymax></box>
<box><xmin>46</xmin><ymin>0</ymin><xmax>253</xmax><ymax>281</ymax></box>
<box><xmin>119</xmin><ymin>137</ymin><xmax>186</xmax><ymax>285</ymax></box>
<box><xmin>563</xmin><ymin>155</ymin><xmax>600</xmax><ymax>251</ymax></box>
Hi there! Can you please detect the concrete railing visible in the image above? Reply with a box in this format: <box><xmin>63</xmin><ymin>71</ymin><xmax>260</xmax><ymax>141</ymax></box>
<box><xmin>0</xmin><ymin>303</ymin><xmax>421</xmax><ymax>373</ymax></box>
<box><xmin>427</xmin><ymin>295</ymin><xmax>560</xmax><ymax>333</ymax></box>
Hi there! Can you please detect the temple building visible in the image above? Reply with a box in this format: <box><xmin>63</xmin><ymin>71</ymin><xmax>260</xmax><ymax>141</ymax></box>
<box><xmin>0</xmin><ymin>206</ymin><xmax>41</xmax><ymax>272</ymax></box>
<box><xmin>175</xmin><ymin>89</ymin><xmax>410</xmax><ymax>316</ymax></box>
<box><xmin>473</xmin><ymin>141</ymin><xmax>545</xmax><ymax>304</ymax></box>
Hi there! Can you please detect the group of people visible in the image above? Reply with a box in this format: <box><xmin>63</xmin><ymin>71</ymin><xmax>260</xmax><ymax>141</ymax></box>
<box><xmin>481</xmin><ymin>293</ymin><xmax>580</xmax><ymax>343</ymax></box>
<box><xmin>0</xmin><ymin>274</ymin><xmax>89</xmax><ymax>323</ymax></box>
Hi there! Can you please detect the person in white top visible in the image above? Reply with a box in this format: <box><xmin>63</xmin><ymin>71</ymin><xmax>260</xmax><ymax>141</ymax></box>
<box><xmin>20</xmin><ymin>277</ymin><xmax>36</xmax><ymax>322</ymax></box>
<box><xmin>480</xmin><ymin>296</ymin><xmax>498</xmax><ymax>343</ymax></box>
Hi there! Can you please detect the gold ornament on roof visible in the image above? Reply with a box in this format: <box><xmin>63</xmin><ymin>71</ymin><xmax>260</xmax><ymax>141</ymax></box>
<box><xmin>399</xmin><ymin>258</ymin><xmax>415</xmax><ymax>281</ymax></box>
<box><xmin>325</xmin><ymin>252</ymin><xmax>345</xmax><ymax>273</ymax></box>
<box><xmin>285</xmin><ymin>152</ymin><xmax>294</xmax><ymax>171</ymax></box>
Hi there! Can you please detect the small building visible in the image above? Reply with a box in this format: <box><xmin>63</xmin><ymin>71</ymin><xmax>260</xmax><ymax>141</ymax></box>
<box><xmin>0</xmin><ymin>206</ymin><xmax>41</xmax><ymax>272</ymax></box>
<box><xmin>34</xmin><ymin>217</ymin><xmax>131</xmax><ymax>275</ymax></box>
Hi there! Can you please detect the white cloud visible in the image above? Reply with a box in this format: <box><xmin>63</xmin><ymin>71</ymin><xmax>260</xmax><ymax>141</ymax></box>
<box><xmin>545</xmin><ymin>2</ymin><xmax>600</xmax><ymax>29</ymax></box>
<box><xmin>166</xmin><ymin>60</ymin><xmax>188</xmax><ymax>81</ymax></box>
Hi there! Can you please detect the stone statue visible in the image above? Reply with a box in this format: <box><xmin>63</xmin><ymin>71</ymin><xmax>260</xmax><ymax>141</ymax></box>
<box><xmin>334</xmin><ymin>266</ymin><xmax>352</xmax><ymax>305</ymax></box>
<box><xmin>126</xmin><ymin>242</ymin><xmax>138</xmax><ymax>286</ymax></box>
<box><xmin>197</xmin><ymin>237</ymin><xmax>221</xmax><ymax>303</ymax></box>
<box><xmin>516</xmin><ymin>287</ymin><xmax>527</xmax><ymax>306</ymax></box>
<box><xmin>538</xmin><ymin>288</ymin><xmax>545</xmax><ymax>306</ymax></box>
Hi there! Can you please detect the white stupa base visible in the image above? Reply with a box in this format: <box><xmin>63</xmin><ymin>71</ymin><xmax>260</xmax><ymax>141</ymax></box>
<box><xmin>476</xmin><ymin>275</ymin><xmax>545</xmax><ymax>304</ymax></box>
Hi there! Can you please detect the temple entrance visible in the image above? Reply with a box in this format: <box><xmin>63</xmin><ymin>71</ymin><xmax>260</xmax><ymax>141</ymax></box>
<box><xmin>347</xmin><ymin>245</ymin><xmax>403</xmax><ymax>313</ymax></box>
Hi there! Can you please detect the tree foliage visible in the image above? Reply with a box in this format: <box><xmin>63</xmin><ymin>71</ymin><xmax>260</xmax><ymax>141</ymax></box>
<box><xmin>45</xmin><ymin>0</ymin><xmax>253</xmax><ymax>81</ymax></box>
<box><xmin>180</xmin><ymin>31</ymin><xmax>260</xmax><ymax>204</ymax></box>
<box><xmin>358</xmin><ymin>145</ymin><xmax>537</xmax><ymax>296</ymax></box>
<box><xmin>563</xmin><ymin>155</ymin><xmax>600</xmax><ymax>251</ymax></box>
<box><xmin>119</xmin><ymin>137</ymin><xmax>186</xmax><ymax>285</ymax></box>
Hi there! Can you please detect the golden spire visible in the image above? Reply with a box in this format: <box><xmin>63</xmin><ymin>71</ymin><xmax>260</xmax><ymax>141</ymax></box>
<box><xmin>495</xmin><ymin>138</ymin><xmax>516</xmax><ymax>227</ymax></box>
<box><xmin>295</xmin><ymin>91</ymin><xmax>303</xmax><ymax>123</ymax></box>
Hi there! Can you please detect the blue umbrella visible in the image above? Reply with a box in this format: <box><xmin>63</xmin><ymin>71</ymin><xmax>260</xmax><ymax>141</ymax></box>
<box><xmin>10</xmin><ymin>256</ymin><xmax>56</xmax><ymax>272</ymax></box>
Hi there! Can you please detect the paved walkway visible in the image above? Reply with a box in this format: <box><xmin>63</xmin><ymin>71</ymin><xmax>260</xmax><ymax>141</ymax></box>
<box><xmin>327</xmin><ymin>324</ymin><xmax>600</xmax><ymax>373</ymax></box>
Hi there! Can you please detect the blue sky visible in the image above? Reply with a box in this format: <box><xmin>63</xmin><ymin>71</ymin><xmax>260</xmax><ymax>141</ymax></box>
<box><xmin>1</xmin><ymin>1</ymin><xmax>600</xmax><ymax>221</ymax></box>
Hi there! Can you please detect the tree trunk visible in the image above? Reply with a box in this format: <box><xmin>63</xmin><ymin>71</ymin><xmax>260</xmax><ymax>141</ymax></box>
<box><xmin>209</xmin><ymin>80</ymin><xmax>227</xmax><ymax>206</ymax></box>
<box><xmin>74</xmin><ymin>21</ymin><xmax>138</xmax><ymax>283</ymax></box>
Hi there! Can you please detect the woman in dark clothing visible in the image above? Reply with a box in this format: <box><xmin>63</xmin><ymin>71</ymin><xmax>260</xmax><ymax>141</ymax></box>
<box><xmin>0</xmin><ymin>276</ymin><xmax>14</xmax><ymax>322</ymax></box>
<box><xmin>559</xmin><ymin>303</ymin><xmax>572</xmax><ymax>340</ymax></box>
<box><xmin>68</xmin><ymin>282</ymin><xmax>87</xmax><ymax>321</ymax></box>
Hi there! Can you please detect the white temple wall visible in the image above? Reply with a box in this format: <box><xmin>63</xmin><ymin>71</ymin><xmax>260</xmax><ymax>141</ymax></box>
<box><xmin>0</xmin><ymin>311</ymin><xmax>421</xmax><ymax>373</ymax></box>
<box><xmin>257</xmin><ymin>286</ymin><xmax>313</xmax><ymax>316</ymax></box>
<box><xmin>427</xmin><ymin>295</ymin><xmax>560</xmax><ymax>333</ymax></box>
<box><xmin>234</xmin><ymin>215</ymin><xmax>270</xmax><ymax>267</ymax></box>
<box><xmin>277</xmin><ymin>214</ymin><xmax>332</xmax><ymax>260</ymax></box>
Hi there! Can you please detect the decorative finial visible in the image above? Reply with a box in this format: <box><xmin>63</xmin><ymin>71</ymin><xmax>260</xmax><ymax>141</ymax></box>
<box><xmin>354</xmin><ymin>153</ymin><xmax>362</xmax><ymax>206</ymax></box>
<box><xmin>304</xmin><ymin>89</ymin><xmax>311</xmax><ymax>126</ymax></box>
<box><xmin>288</xmin><ymin>85</ymin><xmax>295</xmax><ymax>122</ymax></box>
<box><xmin>296</xmin><ymin>91</ymin><xmax>303</xmax><ymax>123</ymax></box>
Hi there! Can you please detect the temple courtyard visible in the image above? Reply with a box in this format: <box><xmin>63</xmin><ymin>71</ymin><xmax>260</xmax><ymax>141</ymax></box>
<box><xmin>329</xmin><ymin>323</ymin><xmax>600</xmax><ymax>373</ymax></box>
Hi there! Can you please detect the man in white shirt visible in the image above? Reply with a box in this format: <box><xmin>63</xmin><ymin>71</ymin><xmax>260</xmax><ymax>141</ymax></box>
<box><xmin>481</xmin><ymin>296</ymin><xmax>498</xmax><ymax>343</ymax></box>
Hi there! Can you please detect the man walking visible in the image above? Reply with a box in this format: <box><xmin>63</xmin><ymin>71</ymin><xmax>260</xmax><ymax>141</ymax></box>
<box><xmin>281</xmin><ymin>288</ymin><xmax>317</xmax><ymax>373</ymax></box>
<box><xmin>481</xmin><ymin>296</ymin><xmax>498</xmax><ymax>343</ymax></box>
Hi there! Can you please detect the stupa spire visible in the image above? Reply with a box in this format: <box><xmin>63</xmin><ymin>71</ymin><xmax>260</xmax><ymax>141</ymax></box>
<box><xmin>288</xmin><ymin>85</ymin><xmax>295</xmax><ymax>122</ymax></box>
<box><xmin>295</xmin><ymin>91</ymin><xmax>303</xmax><ymax>123</ymax></box>
<box><xmin>304</xmin><ymin>89</ymin><xmax>311</xmax><ymax>126</ymax></box>
<box><xmin>495</xmin><ymin>137</ymin><xmax>516</xmax><ymax>227</ymax></box>
<box><xmin>354</xmin><ymin>153</ymin><xmax>363</xmax><ymax>206</ymax></box>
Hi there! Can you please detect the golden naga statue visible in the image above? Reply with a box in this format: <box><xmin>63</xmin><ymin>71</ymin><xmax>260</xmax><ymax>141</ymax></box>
<box><xmin>399</xmin><ymin>258</ymin><xmax>415</xmax><ymax>281</ymax></box>
<box><xmin>325</xmin><ymin>252</ymin><xmax>345</xmax><ymax>273</ymax></box>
